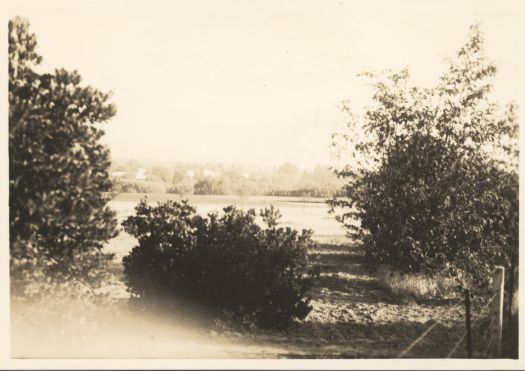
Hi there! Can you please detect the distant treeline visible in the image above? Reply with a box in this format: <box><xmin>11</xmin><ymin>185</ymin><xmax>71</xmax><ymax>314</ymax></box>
<box><xmin>110</xmin><ymin>159</ymin><xmax>345</xmax><ymax>198</ymax></box>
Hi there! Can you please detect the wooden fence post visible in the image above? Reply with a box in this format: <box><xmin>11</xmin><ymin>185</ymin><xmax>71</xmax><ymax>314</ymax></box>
<box><xmin>489</xmin><ymin>266</ymin><xmax>505</xmax><ymax>357</ymax></box>
<box><xmin>465</xmin><ymin>289</ymin><xmax>473</xmax><ymax>358</ymax></box>
<box><xmin>508</xmin><ymin>253</ymin><xmax>515</xmax><ymax>324</ymax></box>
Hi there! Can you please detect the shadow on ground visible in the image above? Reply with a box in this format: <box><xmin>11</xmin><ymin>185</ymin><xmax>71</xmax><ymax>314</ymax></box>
<box><xmin>225</xmin><ymin>243</ymin><xmax>470</xmax><ymax>358</ymax></box>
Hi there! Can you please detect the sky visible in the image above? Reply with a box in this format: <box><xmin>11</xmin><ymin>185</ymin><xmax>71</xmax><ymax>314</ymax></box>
<box><xmin>8</xmin><ymin>0</ymin><xmax>524</xmax><ymax>169</ymax></box>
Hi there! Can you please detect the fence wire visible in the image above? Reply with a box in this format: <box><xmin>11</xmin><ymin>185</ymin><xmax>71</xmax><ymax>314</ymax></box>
<box><xmin>396</xmin><ymin>269</ymin><xmax>511</xmax><ymax>359</ymax></box>
<box><xmin>396</xmin><ymin>297</ymin><xmax>464</xmax><ymax>358</ymax></box>
<box><xmin>446</xmin><ymin>292</ymin><xmax>497</xmax><ymax>358</ymax></box>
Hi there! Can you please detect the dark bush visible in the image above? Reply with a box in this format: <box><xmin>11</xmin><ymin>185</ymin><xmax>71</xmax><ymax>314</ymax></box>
<box><xmin>9</xmin><ymin>17</ymin><xmax>118</xmax><ymax>295</ymax></box>
<box><xmin>122</xmin><ymin>200</ymin><xmax>317</xmax><ymax>328</ymax></box>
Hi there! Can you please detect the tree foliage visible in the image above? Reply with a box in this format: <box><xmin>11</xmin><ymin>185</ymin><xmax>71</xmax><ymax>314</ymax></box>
<box><xmin>331</xmin><ymin>24</ymin><xmax>518</xmax><ymax>286</ymax></box>
<box><xmin>110</xmin><ymin>160</ymin><xmax>345</xmax><ymax>198</ymax></box>
<box><xmin>9</xmin><ymin>17</ymin><xmax>118</xmax><ymax>292</ymax></box>
<box><xmin>122</xmin><ymin>200</ymin><xmax>317</xmax><ymax>328</ymax></box>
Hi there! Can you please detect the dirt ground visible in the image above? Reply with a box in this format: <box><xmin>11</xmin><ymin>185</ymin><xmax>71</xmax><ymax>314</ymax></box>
<box><xmin>11</xmin><ymin>242</ymin><xmax>503</xmax><ymax>359</ymax></box>
<box><xmin>210</xmin><ymin>242</ymin><xmax>473</xmax><ymax>358</ymax></box>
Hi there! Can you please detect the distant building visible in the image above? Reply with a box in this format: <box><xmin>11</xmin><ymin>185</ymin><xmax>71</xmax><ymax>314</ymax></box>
<box><xmin>186</xmin><ymin>170</ymin><xmax>195</xmax><ymax>179</ymax></box>
<box><xmin>135</xmin><ymin>168</ymin><xmax>146</xmax><ymax>180</ymax></box>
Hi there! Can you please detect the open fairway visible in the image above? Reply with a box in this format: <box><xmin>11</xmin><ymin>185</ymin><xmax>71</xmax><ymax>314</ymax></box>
<box><xmin>105</xmin><ymin>193</ymin><xmax>348</xmax><ymax>261</ymax></box>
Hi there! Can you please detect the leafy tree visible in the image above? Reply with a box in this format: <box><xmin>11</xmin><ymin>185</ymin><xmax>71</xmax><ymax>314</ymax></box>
<box><xmin>331</xmin><ymin>24</ymin><xmax>518</xmax><ymax>286</ymax></box>
<box><xmin>171</xmin><ymin>168</ymin><xmax>186</xmax><ymax>184</ymax></box>
<box><xmin>168</xmin><ymin>180</ymin><xmax>195</xmax><ymax>196</ymax></box>
<box><xmin>151</xmin><ymin>166</ymin><xmax>174</xmax><ymax>183</ymax></box>
<box><xmin>9</xmin><ymin>17</ymin><xmax>118</xmax><ymax>288</ymax></box>
<box><xmin>193</xmin><ymin>178</ymin><xmax>222</xmax><ymax>195</ymax></box>
<box><xmin>276</xmin><ymin>162</ymin><xmax>301</xmax><ymax>178</ymax></box>
<box><xmin>111</xmin><ymin>159</ymin><xmax>344</xmax><ymax>198</ymax></box>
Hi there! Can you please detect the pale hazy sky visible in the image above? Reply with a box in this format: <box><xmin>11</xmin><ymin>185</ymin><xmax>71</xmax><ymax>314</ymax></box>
<box><xmin>8</xmin><ymin>0</ymin><xmax>524</xmax><ymax>168</ymax></box>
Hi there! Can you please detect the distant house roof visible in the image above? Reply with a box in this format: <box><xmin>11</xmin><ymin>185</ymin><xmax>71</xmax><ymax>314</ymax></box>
<box><xmin>135</xmin><ymin>168</ymin><xmax>146</xmax><ymax>180</ymax></box>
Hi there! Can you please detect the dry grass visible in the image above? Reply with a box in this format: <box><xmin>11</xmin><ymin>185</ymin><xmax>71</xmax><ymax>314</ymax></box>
<box><xmin>377</xmin><ymin>265</ymin><xmax>457</xmax><ymax>299</ymax></box>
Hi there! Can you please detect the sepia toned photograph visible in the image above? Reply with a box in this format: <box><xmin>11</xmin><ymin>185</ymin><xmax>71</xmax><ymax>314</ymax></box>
<box><xmin>3</xmin><ymin>0</ymin><xmax>523</xmax><ymax>367</ymax></box>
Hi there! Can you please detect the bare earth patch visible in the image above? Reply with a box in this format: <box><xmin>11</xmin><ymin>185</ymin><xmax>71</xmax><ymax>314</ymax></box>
<box><xmin>213</xmin><ymin>243</ymin><xmax>473</xmax><ymax>358</ymax></box>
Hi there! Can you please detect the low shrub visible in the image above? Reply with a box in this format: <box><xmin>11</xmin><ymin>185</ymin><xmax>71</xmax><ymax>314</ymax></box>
<box><xmin>122</xmin><ymin>199</ymin><xmax>318</xmax><ymax>328</ymax></box>
<box><xmin>377</xmin><ymin>265</ymin><xmax>456</xmax><ymax>299</ymax></box>
<box><xmin>10</xmin><ymin>237</ymin><xmax>118</xmax><ymax>301</ymax></box>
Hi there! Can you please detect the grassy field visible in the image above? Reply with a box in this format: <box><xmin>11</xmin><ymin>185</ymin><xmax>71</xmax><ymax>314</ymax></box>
<box><xmin>105</xmin><ymin>193</ymin><xmax>348</xmax><ymax>260</ymax></box>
